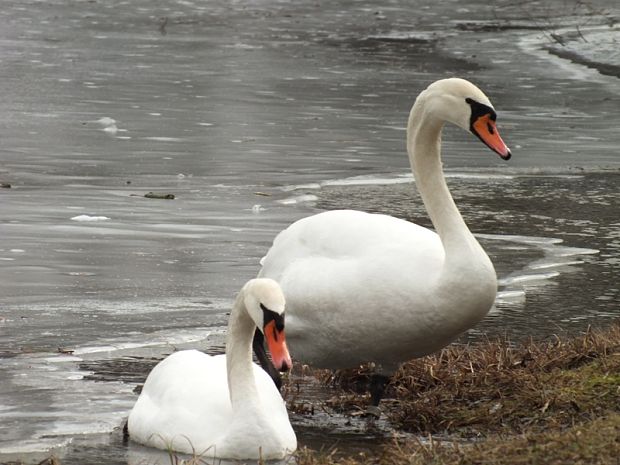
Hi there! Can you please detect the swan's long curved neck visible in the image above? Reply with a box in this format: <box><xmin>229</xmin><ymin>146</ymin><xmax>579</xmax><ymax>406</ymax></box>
<box><xmin>406</xmin><ymin>101</ymin><xmax>479</xmax><ymax>257</ymax></box>
<box><xmin>226</xmin><ymin>292</ymin><xmax>260</xmax><ymax>414</ymax></box>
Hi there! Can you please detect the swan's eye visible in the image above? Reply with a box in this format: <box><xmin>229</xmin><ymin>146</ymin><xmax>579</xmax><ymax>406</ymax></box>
<box><xmin>466</xmin><ymin>98</ymin><xmax>497</xmax><ymax>132</ymax></box>
<box><xmin>260</xmin><ymin>303</ymin><xmax>285</xmax><ymax>332</ymax></box>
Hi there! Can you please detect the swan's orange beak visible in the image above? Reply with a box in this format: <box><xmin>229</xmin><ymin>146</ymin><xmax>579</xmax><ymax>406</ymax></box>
<box><xmin>472</xmin><ymin>114</ymin><xmax>511</xmax><ymax>160</ymax></box>
<box><xmin>264</xmin><ymin>320</ymin><xmax>292</xmax><ymax>372</ymax></box>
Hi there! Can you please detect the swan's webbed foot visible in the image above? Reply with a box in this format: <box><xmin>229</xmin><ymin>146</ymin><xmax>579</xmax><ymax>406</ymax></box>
<box><xmin>252</xmin><ymin>328</ymin><xmax>283</xmax><ymax>390</ymax></box>
<box><xmin>358</xmin><ymin>374</ymin><xmax>390</xmax><ymax>418</ymax></box>
<box><xmin>363</xmin><ymin>404</ymin><xmax>382</xmax><ymax>418</ymax></box>
<box><xmin>369</xmin><ymin>373</ymin><xmax>391</xmax><ymax>406</ymax></box>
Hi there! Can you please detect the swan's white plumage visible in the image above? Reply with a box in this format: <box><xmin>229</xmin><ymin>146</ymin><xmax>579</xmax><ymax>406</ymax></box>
<box><xmin>260</xmin><ymin>210</ymin><xmax>455</xmax><ymax>372</ymax></box>
<box><xmin>128</xmin><ymin>279</ymin><xmax>296</xmax><ymax>460</ymax></box>
<box><xmin>259</xmin><ymin>78</ymin><xmax>508</xmax><ymax>375</ymax></box>
<box><xmin>128</xmin><ymin>350</ymin><xmax>295</xmax><ymax>458</ymax></box>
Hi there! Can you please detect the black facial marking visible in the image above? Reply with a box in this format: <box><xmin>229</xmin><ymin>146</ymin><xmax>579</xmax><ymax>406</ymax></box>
<box><xmin>465</xmin><ymin>97</ymin><xmax>497</xmax><ymax>132</ymax></box>
<box><xmin>260</xmin><ymin>303</ymin><xmax>285</xmax><ymax>332</ymax></box>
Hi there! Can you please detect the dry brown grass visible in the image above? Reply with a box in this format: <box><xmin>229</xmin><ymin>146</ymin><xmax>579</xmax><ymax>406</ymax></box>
<box><xmin>333</xmin><ymin>413</ymin><xmax>620</xmax><ymax>465</ymax></box>
<box><xmin>295</xmin><ymin>322</ymin><xmax>620</xmax><ymax>464</ymax></box>
<box><xmin>390</xmin><ymin>323</ymin><xmax>620</xmax><ymax>436</ymax></box>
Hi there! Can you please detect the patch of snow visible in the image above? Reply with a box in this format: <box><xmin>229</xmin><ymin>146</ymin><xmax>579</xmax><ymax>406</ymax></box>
<box><xmin>70</xmin><ymin>215</ymin><xmax>110</xmax><ymax>222</ymax></box>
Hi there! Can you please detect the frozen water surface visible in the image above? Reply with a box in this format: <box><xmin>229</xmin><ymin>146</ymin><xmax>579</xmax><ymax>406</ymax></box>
<box><xmin>0</xmin><ymin>0</ymin><xmax>619</xmax><ymax>463</ymax></box>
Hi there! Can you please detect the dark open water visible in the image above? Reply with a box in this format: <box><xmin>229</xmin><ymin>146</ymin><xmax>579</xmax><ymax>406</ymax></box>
<box><xmin>0</xmin><ymin>0</ymin><xmax>618</xmax><ymax>463</ymax></box>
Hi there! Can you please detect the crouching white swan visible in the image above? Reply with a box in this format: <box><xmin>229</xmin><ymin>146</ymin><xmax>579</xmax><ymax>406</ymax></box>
<box><xmin>255</xmin><ymin>78</ymin><xmax>512</xmax><ymax>405</ymax></box>
<box><xmin>127</xmin><ymin>278</ymin><xmax>297</xmax><ymax>460</ymax></box>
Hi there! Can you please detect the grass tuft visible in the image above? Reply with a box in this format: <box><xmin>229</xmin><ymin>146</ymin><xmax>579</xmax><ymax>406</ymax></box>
<box><xmin>296</xmin><ymin>322</ymin><xmax>620</xmax><ymax>464</ymax></box>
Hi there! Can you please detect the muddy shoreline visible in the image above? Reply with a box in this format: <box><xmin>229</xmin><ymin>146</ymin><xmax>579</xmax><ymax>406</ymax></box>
<box><xmin>546</xmin><ymin>46</ymin><xmax>620</xmax><ymax>78</ymax></box>
<box><xmin>8</xmin><ymin>321</ymin><xmax>620</xmax><ymax>465</ymax></box>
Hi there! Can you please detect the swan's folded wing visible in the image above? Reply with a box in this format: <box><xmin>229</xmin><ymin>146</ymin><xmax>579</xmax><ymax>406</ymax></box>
<box><xmin>128</xmin><ymin>350</ymin><xmax>232</xmax><ymax>454</ymax></box>
<box><xmin>259</xmin><ymin>209</ymin><xmax>441</xmax><ymax>278</ymax></box>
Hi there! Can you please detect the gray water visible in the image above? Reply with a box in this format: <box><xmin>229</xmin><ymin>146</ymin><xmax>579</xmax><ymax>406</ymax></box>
<box><xmin>1</xmin><ymin>0</ymin><xmax>619</xmax><ymax>463</ymax></box>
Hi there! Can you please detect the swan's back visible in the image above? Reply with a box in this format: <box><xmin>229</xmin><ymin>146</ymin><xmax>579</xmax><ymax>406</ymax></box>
<box><xmin>261</xmin><ymin>209</ymin><xmax>442</xmax><ymax>274</ymax></box>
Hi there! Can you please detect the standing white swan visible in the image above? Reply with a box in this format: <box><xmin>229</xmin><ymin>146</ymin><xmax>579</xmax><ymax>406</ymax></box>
<box><xmin>255</xmin><ymin>78</ymin><xmax>511</xmax><ymax>405</ymax></box>
<box><xmin>127</xmin><ymin>278</ymin><xmax>297</xmax><ymax>460</ymax></box>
